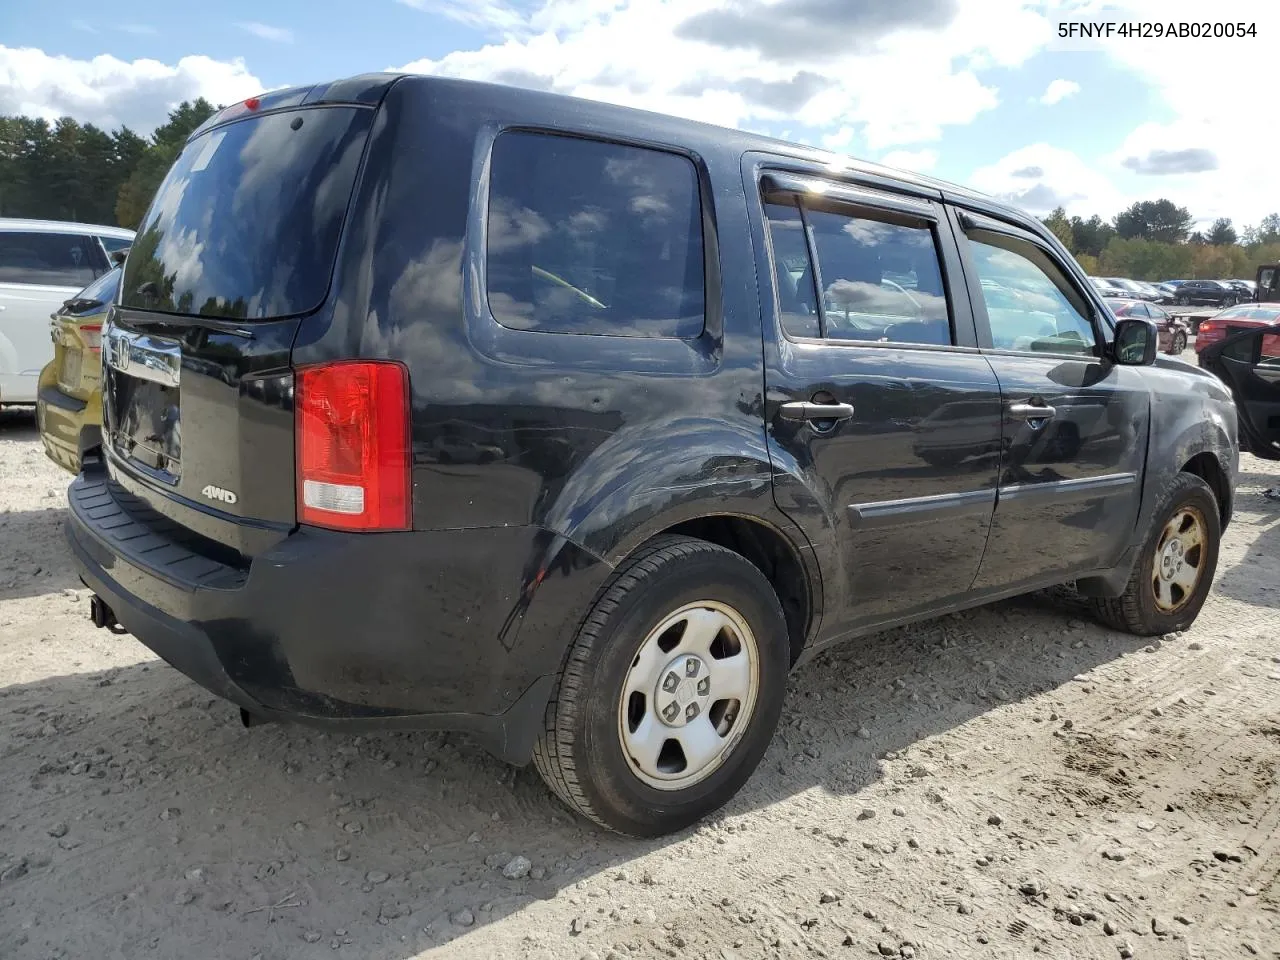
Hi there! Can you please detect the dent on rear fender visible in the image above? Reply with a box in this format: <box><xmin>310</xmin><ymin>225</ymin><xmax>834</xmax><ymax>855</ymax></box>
<box><xmin>538</xmin><ymin>415</ymin><xmax>779</xmax><ymax>562</ymax></box>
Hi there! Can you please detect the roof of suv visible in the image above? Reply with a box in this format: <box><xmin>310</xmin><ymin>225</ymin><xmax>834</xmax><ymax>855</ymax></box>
<box><xmin>191</xmin><ymin>72</ymin><xmax>1054</xmax><ymax>244</ymax></box>
<box><xmin>0</xmin><ymin>217</ymin><xmax>135</xmax><ymax>239</ymax></box>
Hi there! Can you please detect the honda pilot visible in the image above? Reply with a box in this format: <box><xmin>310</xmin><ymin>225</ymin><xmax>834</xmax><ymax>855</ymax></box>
<box><xmin>67</xmin><ymin>74</ymin><xmax>1238</xmax><ymax>836</ymax></box>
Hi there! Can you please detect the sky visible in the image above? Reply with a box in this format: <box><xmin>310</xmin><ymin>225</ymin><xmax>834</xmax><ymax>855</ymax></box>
<box><xmin>1</xmin><ymin>0</ymin><xmax>1275</xmax><ymax>230</ymax></box>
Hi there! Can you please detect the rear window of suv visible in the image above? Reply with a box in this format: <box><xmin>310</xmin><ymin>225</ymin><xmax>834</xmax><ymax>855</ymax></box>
<box><xmin>121</xmin><ymin>106</ymin><xmax>373</xmax><ymax>319</ymax></box>
<box><xmin>486</xmin><ymin>131</ymin><xmax>705</xmax><ymax>338</ymax></box>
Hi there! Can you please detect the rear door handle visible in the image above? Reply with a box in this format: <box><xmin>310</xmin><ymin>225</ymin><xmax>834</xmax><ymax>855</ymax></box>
<box><xmin>1008</xmin><ymin>402</ymin><xmax>1057</xmax><ymax>420</ymax></box>
<box><xmin>779</xmin><ymin>401</ymin><xmax>855</xmax><ymax>422</ymax></box>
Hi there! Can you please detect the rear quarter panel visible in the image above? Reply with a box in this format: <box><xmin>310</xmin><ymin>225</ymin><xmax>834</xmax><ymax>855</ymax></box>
<box><xmin>294</xmin><ymin>77</ymin><xmax>822</xmax><ymax>677</ymax></box>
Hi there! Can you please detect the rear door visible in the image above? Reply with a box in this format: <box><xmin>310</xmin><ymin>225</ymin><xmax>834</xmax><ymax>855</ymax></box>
<box><xmin>1201</xmin><ymin>321</ymin><xmax>1280</xmax><ymax>459</ymax></box>
<box><xmin>102</xmin><ymin>97</ymin><xmax>377</xmax><ymax>556</ymax></box>
<box><xmin>951</xmin><ymin>209</ymin><xmax>1151</xmax><ymax>589</ymax></box>
<box><xmin>0</xmin><ymin>230</ymin><xmax>107</xmax><ymax>401</ymax></box>
<box><xmin>750</xmin><ymin>167</ymin><xmax>1003</xmax><ymax>634</ymax></box>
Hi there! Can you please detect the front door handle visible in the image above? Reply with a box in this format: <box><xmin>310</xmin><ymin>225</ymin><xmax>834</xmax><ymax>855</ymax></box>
<box><xmin>779</xmin><ymin>401</ymin><xmax>855</xmax><ymax>422</ymax></box>
<box><xmin>1008</xmin><ymin>402</ymin><xmax>1057</xmax><ymax>420</ymax></box>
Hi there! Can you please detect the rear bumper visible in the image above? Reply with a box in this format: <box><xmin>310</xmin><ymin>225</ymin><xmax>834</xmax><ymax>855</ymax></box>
<box><xmin>65</xmin><ymin>465</ymin><xmax>609</xmax><ymax>763</ymax></box>
<box><xmin>37</xmin><ymin>381</ymin><xmax>96</xmax><ymax>475</ymax></box>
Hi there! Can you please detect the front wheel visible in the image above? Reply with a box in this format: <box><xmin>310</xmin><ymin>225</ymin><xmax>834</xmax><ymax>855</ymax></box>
<box><xmin>1092</xmin><ymin>473</ymin><xmax>1220</xmax><ymax>635</ymax></box>
<box><xmin>1177</xmin><ymin>295</ymin><xmax>1190</xmax><ymax>306</ymax></box>
<box><xmin>532</xmin><ymin>536</ymin><xmax>789</xmax><ymax>836</ymax></box>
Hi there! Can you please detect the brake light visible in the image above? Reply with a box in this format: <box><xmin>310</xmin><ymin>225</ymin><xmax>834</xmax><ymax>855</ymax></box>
<box><xmin>244</xmin><ymin>97</ymin><xmax>260</xmax><ymax>111</ymax></box>
<box><xmin>81</xmin><ymin>324</ymin><xmax>102</xmax><ymax>352</ymax></box>
<box><xmin>296</xmin><ymin>361</ymin><xmax>411</xmax><ymax>531</ymax></box>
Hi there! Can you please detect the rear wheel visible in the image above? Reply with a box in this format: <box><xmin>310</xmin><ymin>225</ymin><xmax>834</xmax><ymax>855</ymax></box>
<box><xmin>1177</xmin><ymin>294</ymin><xmax>1190</xmax><ymax>305</ymax></box>
<box><xmin>1171</xmin><ymin>330</ymin><xmax>1187</xmax><ymax>354</ymax></box>
<box><xmin>1092</xmin><ymin>473</ymin><xmax>1220</xmax><ymax>635</ymax></box>
<box><xmin>532</xmin><ymin>536</ymin><xmax>789</xmax><ymax>836</ymax></box>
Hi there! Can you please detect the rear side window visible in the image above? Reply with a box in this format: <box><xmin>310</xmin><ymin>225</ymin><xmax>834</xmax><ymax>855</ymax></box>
<box><xmin>0</xmin><ymin>231</ymin><xmax>105</xmax><ymax>287</ymax></box>
<box><xmin>122</xmin><ymin>106</ymin><xmax>373</xmax><ymax>319</ymax></box>
<box><xmin>486</xmin><ymin>131</ymin><xmax>705</xmax><ymax>338</ymax></box>
<box><xmin>764</xmin><ymin>196</ymin><xmax>952</xmax><ymax>346</ymax></box>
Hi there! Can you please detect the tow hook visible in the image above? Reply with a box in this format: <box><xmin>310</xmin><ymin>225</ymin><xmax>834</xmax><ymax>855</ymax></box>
<box><xmin>89</xmin><ymin>595</ymin><xmax>128</xmax><ymax>635</ymax></box>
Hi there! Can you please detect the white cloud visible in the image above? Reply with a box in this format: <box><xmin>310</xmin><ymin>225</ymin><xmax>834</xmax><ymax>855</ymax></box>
<box><xmin>395</xmin><ymin>0</ymin><xmax>1037</xmax><ymax>149</ymax></box>
<box><xmin>1038</xmin><ymin>78</ymin><xmax>1079</xmax><ymax>105</ymax></box>
<box><xmin>0</xmin><ymin>46</ymin><xmax>263</xmax><ymax>133</ymax></box>
<box><xmin>969</xmin><ymin>143</ymin><xmax>1125</xmax><ymax>217</ymax></box>
<box><xmin>880</xmin><ymin>148</ymin><xmax>939</xmax><ymax>173</ymax></box>
<box><xmin>1052</xmin><ymin>0</ymin><xmax>1280</xmax><ymax>224</ymax></box>
<box><xmin>237</xmin><ymin>22</ymin><xmax>295</xmax><ymax>44</ymax></box>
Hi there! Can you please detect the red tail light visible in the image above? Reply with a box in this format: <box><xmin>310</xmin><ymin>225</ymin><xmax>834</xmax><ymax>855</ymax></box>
<box><xmin>296</xmin><ymin>361</ymin><xmax>411</xmax><ymax>531</ymax></box>
<box><xmin>80</xmin><ymin>323</ymin><xmax>102</xmax><ymax>352</ymax></box>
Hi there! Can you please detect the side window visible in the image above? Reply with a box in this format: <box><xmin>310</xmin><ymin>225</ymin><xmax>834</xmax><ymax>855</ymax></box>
<box><xmin>1148</xmin><ymin>304</ymin><xmax>1168</xmax><ymax>320</ymax></box>
<box><xmin>0</xmin><ymin>231</ymin><xmax>103</xmax><ymax>287</ymax></box>
<box><xmin>965</xmin><ymin>231</ymin><xmax>1097</xmax><ymax>356</ymax></box>
<box><xmin>99</xmin><ymin>236</ymin><xmax>133</xmax><ymax>255</ymax></box>
<box><xmin>764</xmin><ymin>195</ymin><xmax>953</xmax><ymax>346</ymax></box>
<box><xmin>486</xmin><ymin>131</ymin><xmax>704</xmax><ymax>338</ymax></box>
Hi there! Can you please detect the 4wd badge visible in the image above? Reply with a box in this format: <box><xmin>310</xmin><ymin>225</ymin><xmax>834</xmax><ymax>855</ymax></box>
<box><xmin>201</xmin><ymin>484</ymin><xmax>238</xmax><ymax>505</ymax></box>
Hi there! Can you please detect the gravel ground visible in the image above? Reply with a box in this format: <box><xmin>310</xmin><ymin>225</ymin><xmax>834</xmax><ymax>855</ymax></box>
<box><xmin>1</xmin><ymin>405</ymin><xmax>1277</xmax><ymax>960</ymax></box>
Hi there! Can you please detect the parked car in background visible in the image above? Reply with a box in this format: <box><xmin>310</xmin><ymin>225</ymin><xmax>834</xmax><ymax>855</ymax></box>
<box><xmin>1105</xmin><ymin>277</ymin><xmax>1159</xmax><ymax>301</ymax></box>
<box><xmin>1195</xmin><ymin>304</ymin><xmax>1280</xmax><ymax>363</ymax></box>
<box><xmin>1089</xmin><ymin>276</ymin><xmax>1126</xmax><ymax>297</ymax></box>
<box><xmin>1222</xmin><ymin>279</ymin><xmax>1256</xmax><ymax>302</ymax></box>
<box><xmin>0</xmin><ymin>219</ymin><xmax>134</xmax><ymax>404</ymax></box>
<box><xmin>1152</xmin><ymin>282</ymin><xmax>1180</xmax><ymax>304</ymax></box>
<box><xmin>1257</xmin><ymin>264</ymin><xmax>1279</xmax><ymax>303</ymax></box>
<box><xmin>36</xmin><ymin>265</ymin><xmax>121</xmax><ymax>474</ymax></box>
<box><xmin>1105</xmin><ymin>298</ymin><xmax>1190</xmax><ymax>354</ymax></box>
<box><xmin>1197</xmin><ymin>304</ymin><xmax>1280</xmax><ymax>459</ymax></box>
<box><xmin>68</xmin><ymin>75</ymin><xmax>1238</xmax><ymax>836</ymax></box>
<box><xmin>1172</xmin><ymin>279</ymin><xmax>1241</xmax><ymax>307</ymax></box>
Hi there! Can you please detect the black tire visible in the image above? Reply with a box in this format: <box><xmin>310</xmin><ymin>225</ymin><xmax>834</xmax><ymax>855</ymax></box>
<box><xmin>1177</xmin><ymin>295</ymin><xmax>1190</xmax><ymax>306</ymax></box>
<box><xmin>1171</xmin><ymin>331</ymin><xmax>1187</xmax><ymax>355</ymax></box>
<box><xmin>532</xmin><ymin>535</ymin><xmax>790</xmax><ymax>836</ymax></box>
<box><xmin>1092</xmin><ymin>473</ymin><xmax>1220</xmax><ymax>636</ymax></box>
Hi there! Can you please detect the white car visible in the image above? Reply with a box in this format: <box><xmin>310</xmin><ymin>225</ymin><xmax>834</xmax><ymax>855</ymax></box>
<box><xmin>0</xmin><ymin>218</ymin><xmax>135</xmax><ymax>404</ymax></box>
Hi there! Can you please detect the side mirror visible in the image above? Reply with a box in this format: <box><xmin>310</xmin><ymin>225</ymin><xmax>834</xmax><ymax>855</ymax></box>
<box><xmin>110</xmin><ymin>248</ymin><xmax>130</xmax><ymax>266</ymax></box>
<box><xmin>1112</xmin><ymin>317</ymin><xmax>1159</xmax><ymax>366</ymax></box>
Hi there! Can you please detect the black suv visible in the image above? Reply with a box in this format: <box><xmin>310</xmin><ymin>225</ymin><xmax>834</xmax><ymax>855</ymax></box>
<box><xmin>68</xmin><ymin>75</ymin><xmax>1238</xmax><ymax>836</ymax></box>
<box><xmin>1173</xmin><ymin>279</ymin><xmax>1241</xmax><ymax>306</ymax></box>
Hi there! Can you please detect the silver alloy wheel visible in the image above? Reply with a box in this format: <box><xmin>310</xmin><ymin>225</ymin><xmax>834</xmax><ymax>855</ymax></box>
<box><xmin>617</xmin><ymin>600</ymin><xmax>760</xmax><ymax>791</ymax></box>
<box><xmin>1151</xmin><ymin>506</ymin><xmax>1207</xmax><ymax>612</ymax></box>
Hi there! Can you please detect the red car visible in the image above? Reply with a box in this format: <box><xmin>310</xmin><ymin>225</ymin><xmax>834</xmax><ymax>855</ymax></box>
<box><xmin>1194</xmin><ymin>304</ymin><xmax>1280</xmax><ymax>360</ymax></box>
<box><xmin>1104</xmin><ymin>298</ymin><xmax>1189</xmax><ymax>354</ymax></box>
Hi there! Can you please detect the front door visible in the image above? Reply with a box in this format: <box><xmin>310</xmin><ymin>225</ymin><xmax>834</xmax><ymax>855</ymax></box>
<box><xmin>951</xmin><ymin>210</ymin><xmax>1151</xmax><ymax>589</ymax></box>
<box><xmin>750</xmin><ymin>168</ymin><xmax>1003</xmax><ymax>634</ymax></box>
<box><xmin>1201</xmin><ymin>320</ymin><xmax>1280</xmax><ymax>459</ymax></box>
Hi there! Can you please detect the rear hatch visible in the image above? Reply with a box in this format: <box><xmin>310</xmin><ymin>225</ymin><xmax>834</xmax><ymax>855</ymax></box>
<box><xmin>102</xmin><ymin>83</ymin><xmax>385</xmax><ymax>557</ymax></box>
<box><xmin>51</xmin><ymin>267</ymin><xmax>118</xmax><ymax>402</ymax></box>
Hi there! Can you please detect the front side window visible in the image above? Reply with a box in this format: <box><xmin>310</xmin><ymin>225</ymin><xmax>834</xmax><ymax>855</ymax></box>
<box><xmin>0</xmin><ymin>231</ymin><xmax>105</xmax><ymax>287</ymax></box>
<box><xmin>486</xmin><ymin>131</ymin><xmax>705</xmax><ymax>338</ymax></box>
<box><xmin>966</xmin><ymin>231</ymin><xmax>1097</xmax><ymax>356</ymax></box>
<box><xmin>764</xmin><ymin>195</ymin><xmax>952</xmax><ymax>346</ymax></box>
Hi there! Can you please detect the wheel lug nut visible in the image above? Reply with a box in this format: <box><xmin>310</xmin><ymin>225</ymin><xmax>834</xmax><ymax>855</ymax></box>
<box><xmin>685</xmin><ymin>703</ymin><xmax>699</xmax><ymax>720</ymax></box>
<box><xmin>662</xmin><ymin>702</ymin><xmax>680</xmax><ymax>722</ymax></box>
<box><xmin>662</xmin><ymin>672</ymin><xmax>679</xmax><ymax>692</ymax></box>
<box><xmin>686</xmin><ymin>659</ymin><xmax>699</xmax><ymax>677</ymax></box>
<box><xmin>697</xmin><ymin>678</ymin><xmax>710</xmax><ymax>696</ymax></box>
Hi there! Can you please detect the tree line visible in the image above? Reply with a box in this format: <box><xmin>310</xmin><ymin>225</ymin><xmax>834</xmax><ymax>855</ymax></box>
<box><xmin>1041</xmin><ymin>199</ymin><xmax>1280</xmax><ymax>282</ymax></box>
<box><xmin>3</xmin><ymin>101</ymin><xmax>1279</xmax><ymax>286</ymax></box>
<box><xmin>0</xmin><ymin>99</ymin><xmax>217</xmax><ymax>231</ymax></box>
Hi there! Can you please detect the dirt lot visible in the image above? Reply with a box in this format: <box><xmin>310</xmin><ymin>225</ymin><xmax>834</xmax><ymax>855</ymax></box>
<box><xmin>1</xmin><ymin>406</ymin><xmax>1277</xmax><ymax>960</ymax></box>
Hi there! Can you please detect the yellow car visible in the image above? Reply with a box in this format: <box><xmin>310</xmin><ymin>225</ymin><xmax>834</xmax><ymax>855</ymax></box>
<box><xmin>36</xmin><ymin>265</ymin><xmax>120</xmax><ymax>474</ymax></box>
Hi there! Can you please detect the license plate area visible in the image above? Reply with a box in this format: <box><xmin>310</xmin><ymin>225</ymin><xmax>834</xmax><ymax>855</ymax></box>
<box><xmin>104</xmin><ymin>325</ymin><xmax>183</xmax><ymax>482</ymax></box>
<box><xmin>57</xmin><ymin>348</ymin><xmax>82</xmax><ymax>393</ymax></box>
